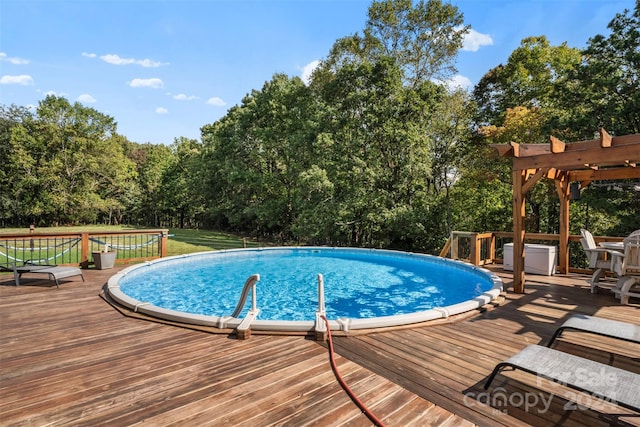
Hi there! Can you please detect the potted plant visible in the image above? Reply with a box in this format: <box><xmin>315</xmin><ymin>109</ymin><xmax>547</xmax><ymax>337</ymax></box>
<box><xmin>92</xmin><ymin>244</ymin><xmax>117</xmax><ymax>270</ymax></box>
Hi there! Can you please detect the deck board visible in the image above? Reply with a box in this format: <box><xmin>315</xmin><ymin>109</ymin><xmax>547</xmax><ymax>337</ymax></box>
<box><xmin>1</xmin><ymin>266</ymin><xmax>639</xmax><ymax>426</ymax></box>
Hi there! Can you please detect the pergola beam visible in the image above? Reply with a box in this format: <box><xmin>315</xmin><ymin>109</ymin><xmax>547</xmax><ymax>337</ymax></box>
<box><xmin>569</xmin><ymin>166</ymin><xmax>640</xmax><ymax>182</ymax></box>
<box><xmin>513</xmin><ymin>142</ymin><xmax>640</xmax><ymax>170</ymax></box>
<box><xmin>492</xmin><ymin>132</ymin><xmax>639</xmax><ymax>159</ymax></box>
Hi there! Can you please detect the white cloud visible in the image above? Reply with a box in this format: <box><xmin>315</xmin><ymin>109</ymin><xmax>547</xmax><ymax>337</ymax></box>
<box><xmin>0</xmin><ymin>52</ymin><xmax>29</xmax><ymax>65</ymax></box>
<box><xmin>42</xmin><ymin>90</ymin><xmax>65</xmax><ymax>97</ymax></box>
<box><xmin>174</xmin><ymin>93</ymin><xmax>198</xmax><ymax>101</ymax></box>
<box><xmin>129</xmin><ymin>78</ymin><xmax>164</xmax><ymax>88</ymax></box>
<box><xmin>301</xmin><ymin>60</ymin><xmax>320</xmax><ymax>85</ymax></box>
<box><xmin>77</xmin><ymin>94</ymin><xmax>96</xmax><ymax>103</ymax></box>
<box><xmin>137</xmin><ymin>58</ymin><xmax>168</xmax><ymax>67</ymax></box>
<box><xmin>81</xmin><ymin>52</ymin><xmax>96</xmax><ymax>58</ymax></box>
<box><xmin>0</xmin><ymin>74</ymin><xmax>34</xmax><ymax>85</ymax></box>
<box><xmin>444</xmin><ymin>75</ymin><xmax>473</xmax><ymax>91</ymax></box>
<box><xmin>100</xmin><ymin>54</ymin><xmax>168</xmax><ymax>67</ymax></box>
<box><xmin>155</xmin><ymin>107</ymin><xmax>168</xmax><ymax>114</ymax></box>
<box><xmin>206</xmin><ymin>97</ymin><xmax>226</xmax><ymax>106</ymax></box>
<box><xmin>461</xmin><ymin>28</ymin><xmax>493</xmax><ymax>52</ymax></box>
<box><xmin>102</xmin><ymin>54</ymin><xmax>135</xmax><ymax>65</ymax></box>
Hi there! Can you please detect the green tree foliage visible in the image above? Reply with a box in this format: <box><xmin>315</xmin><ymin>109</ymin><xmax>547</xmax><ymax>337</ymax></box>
<box><xmin>200</xmin><ymin>74</ymin><xmax>320</xmax><ymax>240</ymax></box>
<box><xmin>478</xmin><ymin>106</ymin><xmax>557</xmax><ymax>233</ymax></box>
<box><xmin>0</xmin><ymin>105</ymin><xmax>33</xmax><ymax>225</ymax></box>
<box><xmin>554</xmin><ymin>1</ymin><xmax>640</xmax><ymax>137</ymax></box>
<box><xmin>127</xmin><ymin>142</ymin><xmax>173</xmax><ymax>226</ymax></box>
<box><xmin>473</xmin><ymin>36</ymin><xmax>581</xmax><ymax>128</ymax></box>
<box><xmin>365</xmin><ymin>0</ymin><xmax>467</xmax><ymax>85</ymax></box>
<box><xmin>551</xmin><ymin>2</ymin><xmax>640</xmax><ymax>237</ymax></box>
<box><xmin>2</xmin><ymin>96</ymin><xmax>137</xmax><ymax>226</ymax></box>
<box><xmin>471</xmin><ymin>37</ymin><xmax>583</xmax><ymax>235</ymax></box>
<box><xmin>311</xmin><ymin>56</ymin><xmax>439</xmax><ymax>246</ymax></box>
<box><xmin>161</xmin><ymin>137</ymin><xmax>206</xmax><ymax>228</ymax></box>
<box><xmin>323</xmin><ymin>0</ymin><xmax>467</xmax><ymax>87</ymax></box>
<box><xmin>472</xmin><ymin>3</ymin><xmax>639</xmax><ymax>237</ymax></box>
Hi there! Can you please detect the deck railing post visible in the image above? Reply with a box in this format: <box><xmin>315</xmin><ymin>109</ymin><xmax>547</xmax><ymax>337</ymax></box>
<box><xmin>160</xmin><ymin>230</ymin><xmax>168</xmax><ymax>258</ymax></box>
<box><xmin>471</xmin><ymin>233</ymin><xmax>480</xmax><ymax>266</ymax></box>
<box><xmin>490</xmin><ymin>234</ymin><xmax>496</xmax><ymax>264</ymax></box>
<box><xmin>81</xmin><ymin>232</ymin><xmax>89</xmax><ymax>269</ymax></box>
<box><xmin>451</xmin><ymin>232</ymin><xmax>459</xmax><ymax>260</ymax></box>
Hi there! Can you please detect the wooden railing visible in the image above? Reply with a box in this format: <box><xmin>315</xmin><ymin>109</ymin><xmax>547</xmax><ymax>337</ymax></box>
<box><xmin>441</xmin><ymin>231</ymin><xmax>624</xmax><ymax>273</ymax></box>
<box><xmin>0</xmin><ymin>229</ymin><xmax>169</xmax><ymax>269</ymax></box>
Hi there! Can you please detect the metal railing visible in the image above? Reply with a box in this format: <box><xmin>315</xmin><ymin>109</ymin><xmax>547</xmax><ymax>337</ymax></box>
<box><xmin>0</xmin><ymin>229</ymin><xmax>169</xmax><ymax>269</ymax></box>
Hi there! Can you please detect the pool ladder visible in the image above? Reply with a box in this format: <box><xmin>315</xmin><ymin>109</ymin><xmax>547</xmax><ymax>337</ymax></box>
<box><xmin>230</xmin><ymin>273</ymin><xmax>328</xmax><ymax>341</ymax></box>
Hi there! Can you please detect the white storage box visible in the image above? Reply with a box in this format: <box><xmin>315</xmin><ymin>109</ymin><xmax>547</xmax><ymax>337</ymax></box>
<box><xmin>503</xmin><ymin>243</ymin><xmax>557</xmax><ymax>276</ymax></box>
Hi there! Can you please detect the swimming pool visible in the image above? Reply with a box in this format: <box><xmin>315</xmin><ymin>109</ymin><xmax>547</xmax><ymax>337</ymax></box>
<box><xmin>106</xmin><ymin>247</ymin><xmax>503</xmax><ymax>334</ymax></box>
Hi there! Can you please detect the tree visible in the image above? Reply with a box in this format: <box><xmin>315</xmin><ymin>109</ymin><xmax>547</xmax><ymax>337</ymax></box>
<box><xmin>127</xmin><ymin>142</ymin><xmax>174</xmax><ymax>226</ymax></box>
<box><xmin>319</xmin><ymin>0</ymin><xmax>467</xmax><ymax>88</ymax></box>
<box><xmin>0</xmin><ymin>105</ymin><xmax>33</xmax><ymax>225</ymax></box>
<box><xmin>200</xmin><ymin>74</ymin><xmax>320</xmax><ymax>239</ymax></box>
<box><xmin>366</xmin><ymin>0</ymin><xmax>467</xmax><ymax>85</ymax></box>
<box><xmin>427</xmin><ymin>89</ymin><xmax>474</xmax><ymax>235</ymax></box>
<box><xmin>473</xmin><ymin>36</ymin><xmax>581</xmax><ymax>128</ymax></box>
<box><xmin>161</xmin><ymin>137</ymin><xmax>205</xmax><ymax>228</ymax></box>
<box><xmin>478</xmin><ymin>106</ymin><xmax>555</xmax><ymax>232</ymax></box>
<box><xmin>3</xmin><ymin>96</ymin><xmax>137</xmax><ymax>225</ymax></box>
<box><xmin>554</xmin><ymin>1</ymin><xmax>640</xmax><ymax>137</ymax></box>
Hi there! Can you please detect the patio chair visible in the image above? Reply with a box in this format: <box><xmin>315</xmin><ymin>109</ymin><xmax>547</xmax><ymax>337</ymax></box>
<box><xmin>484</xmin><ymin>344</ymin><xmax>640</xmax><ymax>412</ymax></box>
<box><xmin>611</xmin><ymin>231</ymin><xmax>640</xmax><ymax>304</ymax></box>
<box><xmin>9</xmin><ymin>262</ymin><xmax>84</xmax><ymax>288</ymax></box>
<box><xmin>547</xmin><ymin>314</ymin><xmax>640</xmax><ymax>348</ymax></box>
<box><xmin>579</xmin><ymin>229</ymin><xmax>618</xmax><ymax>292</ymax></box>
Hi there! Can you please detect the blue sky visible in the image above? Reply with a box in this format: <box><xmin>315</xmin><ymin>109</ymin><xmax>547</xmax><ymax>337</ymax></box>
<box><xmin>0</xmin><ymin>0</ymin><xmax>634</xmax><ymax>145</ymax></box>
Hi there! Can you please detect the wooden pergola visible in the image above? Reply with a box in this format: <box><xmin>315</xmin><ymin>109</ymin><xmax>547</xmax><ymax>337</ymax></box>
<box><xmin>492</xmin><ymin>129</ymin><xmax>640</xmax><ymax>293</ymax></box>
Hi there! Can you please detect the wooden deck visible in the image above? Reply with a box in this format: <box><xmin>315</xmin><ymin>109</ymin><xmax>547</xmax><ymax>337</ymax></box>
<box><xmin>1</xmin><ymin>266</ymin><xmax>638</xmax><ymax>426</ymax></box>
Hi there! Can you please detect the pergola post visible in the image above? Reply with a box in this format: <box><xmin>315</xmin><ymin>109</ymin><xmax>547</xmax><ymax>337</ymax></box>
<box><xmin>512</xmin><ymin>169</ymin><xmax>526</xmax><ymax>293</ymax></box>
<box><xmin>555</xmin><ymin>175</ymin><xmax>570</xmax><ymax>274</ymax></box>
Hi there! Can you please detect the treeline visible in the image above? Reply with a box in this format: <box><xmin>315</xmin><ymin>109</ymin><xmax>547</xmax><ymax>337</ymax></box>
<box><xmin>1</xmin><ymin>0</ymin><xmax>638</xmax><ymax>253</ymax></box>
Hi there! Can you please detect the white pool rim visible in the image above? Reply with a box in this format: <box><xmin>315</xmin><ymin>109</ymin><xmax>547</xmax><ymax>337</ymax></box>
<box><xmin>106</xmin><ymin>247</ymin><xmax>503</xmax><ymax>333</ymax></box>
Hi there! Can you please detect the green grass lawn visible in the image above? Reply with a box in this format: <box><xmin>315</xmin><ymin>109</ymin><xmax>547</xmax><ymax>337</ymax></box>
<box><xmin>166</xmin><ymin>228</ymin><xmax>262</xmax><ymax>256</ymax></box>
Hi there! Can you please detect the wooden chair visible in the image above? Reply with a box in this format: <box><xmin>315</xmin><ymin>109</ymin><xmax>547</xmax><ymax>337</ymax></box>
<box><xmin>580</xmin><ymin>229</ymin><xmax>618</xmax><ymax>293</ymax></box>
<box><xmin>611</xmin><ymin>231</ymin><xmax>640</xmax><ymax>304</ymax></box>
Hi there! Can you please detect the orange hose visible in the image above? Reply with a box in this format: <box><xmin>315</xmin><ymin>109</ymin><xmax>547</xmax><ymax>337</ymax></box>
<box><xmin>321</xmin><ymin>316</ymin><xmax>387</xmax><ymax>427</ymax></box>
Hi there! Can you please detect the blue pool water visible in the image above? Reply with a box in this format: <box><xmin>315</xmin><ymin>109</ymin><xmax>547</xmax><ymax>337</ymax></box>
<box><xmin>118</xmin><ymin>248</ymin><xmax>493</xmax><ymax>321</ymax></box>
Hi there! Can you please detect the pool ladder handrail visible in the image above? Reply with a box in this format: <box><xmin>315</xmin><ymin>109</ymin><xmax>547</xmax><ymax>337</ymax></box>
<box><xmin>315</xmin><ymin>273</ymin><xmax>327</xmax><ymax>338</ymax></box>
<box><xmin>232</xmin><ymin>274</ymin><xmax>261</xmax><ymax>339</ymax></box>
<box><xmin>231</xmin><ymin>274</ymin><xmax>260</xmax><ymax>318</ymax></box>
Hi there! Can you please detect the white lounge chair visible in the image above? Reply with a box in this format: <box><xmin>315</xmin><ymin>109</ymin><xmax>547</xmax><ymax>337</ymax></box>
<box><xmin>611</xmin><ymin>231</ymin><xmax>640</xmax><ymax>304</ymax></box>
<box><xmin>579</xmin><ymin>229</ymin><xmax>618</xmax><ymax>293</ymax></box>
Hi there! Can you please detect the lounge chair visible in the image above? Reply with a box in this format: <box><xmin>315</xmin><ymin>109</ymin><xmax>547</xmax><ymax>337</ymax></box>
<box><xmin>484</xmin><ymin>344</ymin><xmax>640</xmax><ymax>412</ymax></box>
<box><xmin>579</xmin><ymin>229</ymin><xmax>618</xmax><ymax>293</ymax></box>
<box><xmin>547</xmin><ymin>314</ymin><xmax>640</xmax><ymax>347</ymax></box>
<box><xmin>9</xmin><ymin>262</ymin><xmax>85</xmax><ymax>288</ymax></box>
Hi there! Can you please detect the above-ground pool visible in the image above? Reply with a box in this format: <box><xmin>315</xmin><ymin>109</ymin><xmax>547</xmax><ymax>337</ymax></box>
<box><xmin>107</xmin><ymin>247</ymin><xmax>502</xmax><ymax>334</ymax></box>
